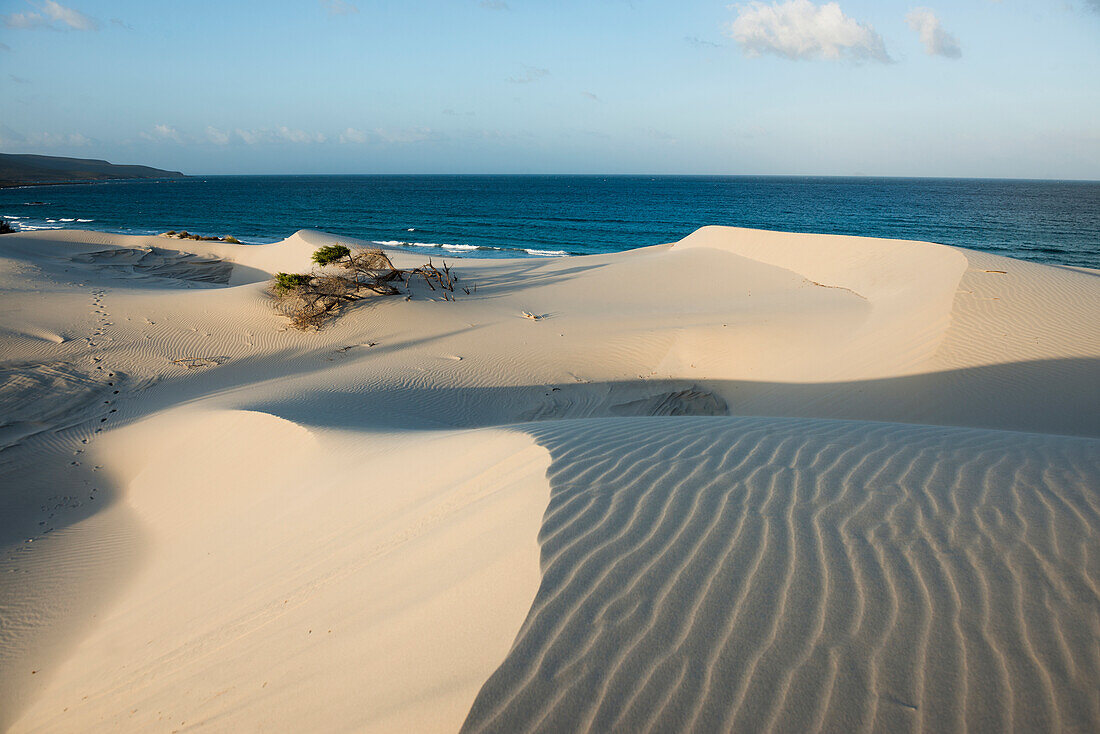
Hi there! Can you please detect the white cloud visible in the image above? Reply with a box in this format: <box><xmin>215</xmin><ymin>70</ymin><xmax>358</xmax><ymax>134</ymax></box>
<box><xmin>726</xmin><ymin>1</ymin><xmax>890</xmax><ymax>63</ymax></box>
<box><xmin>685</xmin><ymin>35</ymin><xmax>723</xmax><ymax>48</ymax></box>
<box><xmin>373</xmin><ymin>127</ymin><xmax>439</xmax><ymax>144</ymax></box>
<box><xmin>0</xmin><ymin>125</ymin><xmax>27</xmax><ymax>145</ymax></box>
<box><xmin>336</xmin><ymin>127</ymin><xmax>440</xmax><ymax>144</ymax></box>
<box><xmin>320</xmin><ymin>0</ymin><xmax>358</xmax><ymax>16</ymax></box>
<box><xmin>59</xmin><ymin>132</ymin><xmax>90</xmax><ymax>146</ymax></box>
<box><xmin>2</xmin><ymin>1</ymin><xmax>98</xmax><ymax>31</ymax></box>
<box><xmin>234</xmin><ymin>127</ymin><xmax>326</xmax><ymax>145</ymax></box>
<box><xmin>141</xmin><ymin>124</ymin><xmax>184</xmax><ymax>143</ymax></box>
<box><xmin>234</xmin><ymin>128</ymin><xmax>266</xmax><ymax>145</ymax></box>
<box><xmin>507</xmin><ymin>65</ymin><xmax>550</xmax><ymax>83</ymax></box>
<box><xmin>278</xmin><ymin>126</ymin><xmax>326</xmax><ymax>143</ymax></box>
<box><xmin>339</xmin><ymin>127</ymin><xmax>369</xmax><ymax>144</ymax></box>
<box><xmin>905</xmin><ymin>8</ymin><xmax>961</xmax><ymax>58</ymax></box>
<box><xmin>205</xmin><ymin>126</ymin><xmax>230</xmax><ymax>145</ymax></box>
<box><xmin>135</xmin><ymin>125</ymin><xmax>326</xmax><ymax>146</ymax></box>
<box><xmin>3</xmin><ymin>12</ymin><xmax>43</xmax><ymax>29</ymax></box>
<box><xmin>41</xmin><ymin>0</ymin><xmax>96</xmax><ymax>30</ymax></box>
<box><xmin>12</xmin><ymin>130</ymin><xmax>93</xmax><ymax>147</ymax></box>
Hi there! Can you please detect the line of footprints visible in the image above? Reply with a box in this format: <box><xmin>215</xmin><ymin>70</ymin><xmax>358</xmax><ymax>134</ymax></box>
<box><xmin>88</xmin><ymin>287</ymin><xmax>119</xmax><ymax>428</ymax></box>
<box><xmin>89</xmin><ymin>287</ymin><xmax>113</xmax><ymax>346</ymax></box>
<box><xmin>8</xmin><ymin>289</ymin><xmax>125</xmax><ymax>566</ymax></box>
<box><xmin>32</xmin><ymin>290</ymin><xmax>117</xmax><ymax>541</ymax></box>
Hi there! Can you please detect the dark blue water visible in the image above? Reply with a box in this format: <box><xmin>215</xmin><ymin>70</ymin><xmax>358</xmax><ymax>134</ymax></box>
<box><xmin>2</xmin><ymin>175</ymin><xmax>1098</xmax><ymax>268</ymax></box>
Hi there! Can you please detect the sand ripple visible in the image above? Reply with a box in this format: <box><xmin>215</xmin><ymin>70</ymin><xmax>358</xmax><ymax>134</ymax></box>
<box><xmin>462</xmin><ymin>416</ymin><xmax>1100</xmax><ymax>733</ymax></box>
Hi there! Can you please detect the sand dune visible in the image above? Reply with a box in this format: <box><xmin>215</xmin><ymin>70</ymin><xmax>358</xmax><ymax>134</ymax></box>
<box><xmin>8</xmin><ymin>410</ymin><xmax>550</xmax><ymax>733</ymax></box>
<box><xmin>1</xmin><ymin>226</ymin><xmax>1097</xmax><ymax>732</ymax></box>
<box><xmin>463</xmin><ymin>417</ymin><xmax>1100</xmax><ymax>733</ymax></box>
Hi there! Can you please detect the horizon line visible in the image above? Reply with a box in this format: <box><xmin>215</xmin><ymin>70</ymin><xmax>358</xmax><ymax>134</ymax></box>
<box><xmin>175</xmin><ymin>173</ymin><xmax>1100</xmax><ymax>183</ymax></box>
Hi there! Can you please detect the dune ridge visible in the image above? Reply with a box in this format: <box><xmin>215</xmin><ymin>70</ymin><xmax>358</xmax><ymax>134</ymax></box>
<box><xmin>1</xmin><ymin>225</ymin><xmax>1097</xmax><ymax>732</ymax></box>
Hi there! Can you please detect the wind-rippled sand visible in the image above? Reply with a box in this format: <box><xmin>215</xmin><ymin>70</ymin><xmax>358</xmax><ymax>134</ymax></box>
<box><xmin>1</xmin><ymin>226</ymin><xmax>1097</xmax><ymax>732</ymax></box>
<box><xmin>464</xmin><ymin>417</ymin><xmax>1099</xmax><ymax>733</ymax></box>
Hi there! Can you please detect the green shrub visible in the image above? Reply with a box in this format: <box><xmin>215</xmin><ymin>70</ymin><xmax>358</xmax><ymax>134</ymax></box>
<box><xmin>312</xmin><ymin>244</ymin><xmax>352</xmax><ymax>267</ymax></box>
<box><xmin>273</xmin><ymin>272</ymin><xmax>312</xmax><ymax>294</ymax></box>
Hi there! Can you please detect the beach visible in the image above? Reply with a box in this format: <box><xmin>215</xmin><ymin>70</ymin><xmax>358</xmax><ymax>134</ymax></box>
<box><xmin>1</xmin><ymin>225</ymin><xmax>1097</xmax><ymax>732</ymax></box>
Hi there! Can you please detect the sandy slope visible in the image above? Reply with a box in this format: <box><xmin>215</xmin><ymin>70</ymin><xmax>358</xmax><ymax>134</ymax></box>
<box><xmin>0</xmin><ymin>226</ymin><xmax>1097</xmax><ymax>732</ymax></box>
<box><xmin>462</xmin><ymin>417</ymin><xmax>1099</xmax><ymax>733</ymax></box>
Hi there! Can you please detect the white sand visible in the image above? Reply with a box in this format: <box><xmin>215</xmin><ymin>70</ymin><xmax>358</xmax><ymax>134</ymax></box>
<box><xmin>0</xmin><ymin>226</ymin><xmax>1097</xmax><ymax>732</ymax></box>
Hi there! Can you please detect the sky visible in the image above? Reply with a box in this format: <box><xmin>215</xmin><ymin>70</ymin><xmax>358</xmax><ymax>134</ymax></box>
<box><xmin>0</xmin><ymin>0</ymin><xmax>1098</xmax><ymax>178</ymax></box>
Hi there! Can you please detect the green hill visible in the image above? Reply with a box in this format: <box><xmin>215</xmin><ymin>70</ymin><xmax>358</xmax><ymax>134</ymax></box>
<box><xmin>0</xmin><ymin>153</ymin><xmax>185</xmax><ymax>187</ymax></box>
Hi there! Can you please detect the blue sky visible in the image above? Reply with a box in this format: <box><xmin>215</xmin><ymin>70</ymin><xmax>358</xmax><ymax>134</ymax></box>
<box><xmin>1</xmin><ymin>0</ymin><xmax>1098</xmax><ymax>177</ymax></box>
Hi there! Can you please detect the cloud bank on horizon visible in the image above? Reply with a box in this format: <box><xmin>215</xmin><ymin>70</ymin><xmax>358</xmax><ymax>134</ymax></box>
<box><xmin>0</xmin><ymin>0</ymin><xmax>1097</xmax><ymax>178</ymax></box>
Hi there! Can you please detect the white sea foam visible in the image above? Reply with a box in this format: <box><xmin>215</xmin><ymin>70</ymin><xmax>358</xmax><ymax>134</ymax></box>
<box><xmin>371</xmin><ymin>238</ymin><xmax>563</xmax><ymax>257</ymax></box>
<box><xmin>77</xmin><ymin>219</ymin><xmax>94</xmax><ymax>223</ymax></box>
<box><xmin>403</xmin><ymin>241</ymin><xmax>466</xmax><ymax>249</ymax></box>
<box><xmin>60</xmin><ymin>218</ymin><xmax>76</xmax><ymax>222</ymax></box>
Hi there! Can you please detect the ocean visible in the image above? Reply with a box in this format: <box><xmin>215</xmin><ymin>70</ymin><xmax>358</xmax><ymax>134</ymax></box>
<box><xmin>2</xmin><ymin>175</ymin><xmax>1098</xmax><ymax>269</ymax></box>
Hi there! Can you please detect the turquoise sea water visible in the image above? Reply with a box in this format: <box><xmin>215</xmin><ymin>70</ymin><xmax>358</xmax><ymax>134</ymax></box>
<box><xmin>1</xmin><ymin>175</ymin><xmax>1097</xmax><ymax>268</ymax></box>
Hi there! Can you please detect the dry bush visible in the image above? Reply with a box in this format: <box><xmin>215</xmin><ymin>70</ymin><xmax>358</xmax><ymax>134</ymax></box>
<box><xmin>347</xmin><ymin>249</ymin><xmax>404</xmax><ymax>295</ymax></box>
<box><xmin>272</xmin><ymin>245</ymin><xmax>470</xmax><ymax>330</ymax></box>
<box><xmin>272</xmin><ymin>271</ymin><xmax>360</xmax><ymax>330</ymax></box>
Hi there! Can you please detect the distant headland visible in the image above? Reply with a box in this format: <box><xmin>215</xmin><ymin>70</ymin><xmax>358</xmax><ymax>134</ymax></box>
<box><xmin>0</xmin><ymin>153</ymin><xmax>185</xmax><ymax>188</ymax></box>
